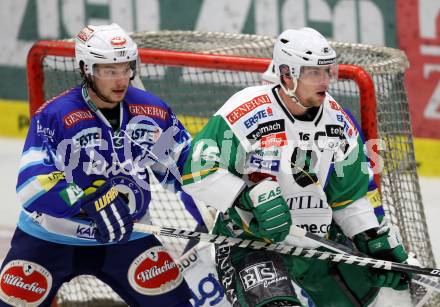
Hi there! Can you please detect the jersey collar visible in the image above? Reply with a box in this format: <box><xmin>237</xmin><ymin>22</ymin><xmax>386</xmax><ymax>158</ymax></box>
<box><xmin>271</xmin><ymin>85</ymin><xmax>324</xmax><ymax>127</ymax></box>
<box><xmin>81</xmin><ymin>85</ymin><xmax>125</xmax><ymax>130</ymax></box>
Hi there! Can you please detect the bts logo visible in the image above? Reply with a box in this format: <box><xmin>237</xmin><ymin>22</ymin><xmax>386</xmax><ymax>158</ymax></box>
<box><xmin>239</xmin><ymin>261</ymin><xmax>276</xmax><ymax>291</ymax></box>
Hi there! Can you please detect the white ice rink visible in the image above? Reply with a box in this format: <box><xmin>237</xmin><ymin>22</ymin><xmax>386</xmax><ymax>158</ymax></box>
<box><xmin>0</xmin><ymin>137</ymin><xmax>439</xmax><ymax>266</ymax></box>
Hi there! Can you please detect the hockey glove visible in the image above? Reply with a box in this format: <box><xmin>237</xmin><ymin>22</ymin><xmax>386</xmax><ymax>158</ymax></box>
<box><xmin>354</xmin><ymin>220</ymin><xmax>410</xmax><ymax>290</ymax></box>
<box><xmin>80</xmin><ymin>180</ymin><xmax>133</xmax><ymax>244</ymax></box>
<box><xmin>238</xmin><ymin>180</ymin><xmax>292</xmax><ymax>242</ymax></box>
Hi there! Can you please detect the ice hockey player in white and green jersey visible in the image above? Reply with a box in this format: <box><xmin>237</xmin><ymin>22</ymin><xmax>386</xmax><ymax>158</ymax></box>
<box><xmin>181</xmin><ymin>27</ymin><xmax>410</xmax><ymax>307</ymax></box>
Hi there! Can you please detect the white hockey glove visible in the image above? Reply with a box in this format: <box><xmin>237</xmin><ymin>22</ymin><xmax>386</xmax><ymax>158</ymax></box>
<box><xmin>236</xmin><ymin>180</ymin><xmax>292</xmax><ymax>242</ymax></box>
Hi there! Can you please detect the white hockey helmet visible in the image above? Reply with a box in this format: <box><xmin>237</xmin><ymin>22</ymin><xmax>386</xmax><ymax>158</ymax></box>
<box><xmin>272</xmin><ymin>27</ymin><xmax>337</xmax><ymax>83</ymax></box>
<box><xmin>75</xmin><ymin>23</ymin><xmax>138</xmax><ymax>78</ymax></box>
<box><xmin>261</xmin><ymin>60</ymin><xmax>278</xmax><ymax>84</ymax></box>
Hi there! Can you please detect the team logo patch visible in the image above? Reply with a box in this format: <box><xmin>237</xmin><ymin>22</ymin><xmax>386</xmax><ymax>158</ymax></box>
<box><xmin>110</xmin><ymin>36</ymin><xmax>127</xmax><ymax>46</ymax></box>
<box><xmin>128</xmin><ymin>246</ymin><xmax>183</xmax><ymax>295</ymax></box>
<box><xmin>76</xmin><ymin>26</ymin><xmax>95</xmax><ymax>43</ymax></box>
<box><xmin>260</xmin><ymin>132</ymin><xmax>287</xmax><ymax>148</ymax></box>
<box><xmin>72</xmin><ymin>127</ymin><xmax>102</xmax><ymax>148</ymax></box>
<box><xmin>248</xmin><ymin>156</ymin><xmax>280</xmax><ymax>172</ymax></box>
<box><xmin>328</xmin><ymin>100</ymin><xmax>341</xmax><ymax>111</ymax></box>
<box><xmin>112</xmin><ymin>176</ymin><xmax>148</xmax><ymax>220</ymax></box>
<box><xmin>63</xmin><ymin>109</ymin><xmax>94</xmax><ymax>128</ymax></box>
<box><xmin>36</xmin><ymin>120</ymin><xmax>55</xmax><ymax>141</ymax></box>
<box><xmin>246</xmin><ymin>119</ymin><xmax>285</xmax><ymax>140</ymax></box>
<box><xmin>336</xmin><ymin>112</ymin><xmax>358</xmax><ymax>138</ymax></box>
<box><xmin>0</xmin><ymin>260</ymin><xmax>52</xmax><ymax>307</ymax></box>
<box><xmin>317</xmin><ymin>58</ymin><xmax>336</xmax><ymax>65</ymax></box>
<box><xmin>239</xmin><ymin>261</ymin><xmax>278</xmax><ymax>291</ymax></box>
<box><xmin>325</xmin><ymin>125</ymin><xmax>344</xmax><ymax>139</ymax></box>
<box><xmin>128</xmin><ymin>104</ymin><xmax>168</xmax><ymax>120</ymax></box>
<box><xmin>126</xmin><ymin>123</ymin><xmax>162</xmax><ymax>151</ymax></box>
<box><xmin>243</xmin><ymin>107</ymin><xmax>274</xmax><ymax>129</ymax></box>
<box><xmin>226</xmin><ymin>94</ymin><xmax>271</xmax><ymax>124</ymax></box>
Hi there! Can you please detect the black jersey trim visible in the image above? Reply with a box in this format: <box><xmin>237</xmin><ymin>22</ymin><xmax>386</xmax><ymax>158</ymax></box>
<box><xmin>271</xmin><ymin>85</ymin><xmax>296</xmax><ymax>124</ymax></box>
<box><xmin>272</xmin><ymin>85</ymin><xmax>324</xmax><ymax>126</ymax></box>
<box><xmin>314</xmin><ymin>104</ymin><xmax>324</xmax><ymax>126</ymax></box>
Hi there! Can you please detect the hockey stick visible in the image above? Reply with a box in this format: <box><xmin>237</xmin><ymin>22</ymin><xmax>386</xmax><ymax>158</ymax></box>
<box><xmin>133</xmin><ymin>223</ymin><xmax>440</xmax><ymax>278</ymax></box>
<box><xmin>286</xmin><ymin>227</ymin><xmax>440</xmax><ymax>293</ymax></box>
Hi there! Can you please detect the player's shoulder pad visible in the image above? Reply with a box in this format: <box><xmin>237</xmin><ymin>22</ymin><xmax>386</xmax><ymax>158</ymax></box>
<box><xmin>323</xmin><ymin>93</ymin><xmax>358</xmax><ymax>140</ymax></box>
<box><xmin>213</xmin><ymin>85</ymin><xmax>275</xmax><ymax>152</ymax></box>
<box><xmin>124</xmin><ymin>86</ymin><xmax>171</xmax><ymax>123</ymax></box>
<box><xmin>216</xmin><ymin>84</ymin><xmax>274</xmax><ymax>126</ymax></box>
<box><xmin>35</xmin><ymin>86</ymin><xmax>82</xmax><ymax>117</ymax></box>
<box><xmin>34</xmin><ymin>86</ymin><xmax>92</xmax><ymax>133</ymax></box>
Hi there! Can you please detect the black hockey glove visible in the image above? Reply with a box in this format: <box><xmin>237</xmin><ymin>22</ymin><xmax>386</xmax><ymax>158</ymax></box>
<box><xmin>80</xmin><ymin>180</ymin><xmax>133</xmax><ymax>244</ymax></box>
<box><xmin>354</xmin><ymin>220</ymin><xmax>410</xmax><ymax>290</ymax></box>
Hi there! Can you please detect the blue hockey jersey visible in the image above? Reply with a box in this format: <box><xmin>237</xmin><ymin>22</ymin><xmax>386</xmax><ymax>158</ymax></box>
<box><xmin>16</xmin><ymin>85</ymin><xmax>191</xmax><ymax>245</ymax></box>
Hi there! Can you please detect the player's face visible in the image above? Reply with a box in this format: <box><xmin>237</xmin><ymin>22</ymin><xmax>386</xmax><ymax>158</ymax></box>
<box><xmin>295</xmin><ymin>66</ymin><xmax>332</xmax><ymax>107</ymax></box>
<box><xmin>92</xmin><ymin>62</ymin><xmax>132</xmax><ymax>104</ymax></box>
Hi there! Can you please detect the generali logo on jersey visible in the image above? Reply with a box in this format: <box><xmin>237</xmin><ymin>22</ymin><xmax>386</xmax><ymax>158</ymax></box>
<box><xmin>63</xmin><ymin>109</ymin><xmax>94</xmax><ymax>128</ymax></box>
<box><xmin>128</xmin><ymin>104</ymin><xmax>168</xmax><ymax>121</ymax></box>
<box><xmin>226</xmin><ymin>94</ymin><xmax>271</xmax><ymax>124</ymax></box>
<box><xmin>0</xmin><ymin>260</ymin><xmax>52</xmax><ymax>307</ymax></box>
<box><xmin>128</xmin><ymin>246</ymin><xmax>183</xmax><ymax>295</ymax></box>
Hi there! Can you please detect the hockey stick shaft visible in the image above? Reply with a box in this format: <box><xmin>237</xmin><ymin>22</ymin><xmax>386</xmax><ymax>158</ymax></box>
<box><xmin>287</xmin><ymin>226</ymin><xmax>440</xmax><ymax>292</ymax></box>
<box><xmin>133</xmin><ymin>223</ymin><xmax>440</xmax><ymax>277</ymax></box>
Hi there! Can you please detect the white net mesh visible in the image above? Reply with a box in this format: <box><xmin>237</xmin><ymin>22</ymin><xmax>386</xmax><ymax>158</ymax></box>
<box><xmin>26</xmin><ymin>31</ymin><xmax>437</xmax><ymax>306</ymax></box>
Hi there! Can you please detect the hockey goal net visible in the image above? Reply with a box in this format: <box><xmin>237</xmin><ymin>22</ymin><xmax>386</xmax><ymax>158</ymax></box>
<box><xmin>26</xmin><ymin>31</ymin><xmax>437</xmax><ymax>306</ymax></box>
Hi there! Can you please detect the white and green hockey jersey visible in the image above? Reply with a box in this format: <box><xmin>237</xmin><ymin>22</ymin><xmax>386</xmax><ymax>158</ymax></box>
<box><xmin>182</xmin><ymin>84</ymin><xmax>379</xmax><ymax>247</ymax></box>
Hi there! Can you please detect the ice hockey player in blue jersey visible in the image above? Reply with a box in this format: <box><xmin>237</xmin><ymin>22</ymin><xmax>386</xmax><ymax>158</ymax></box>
<box><xmin>0</xmin><ymin>23</ymin><xmax>193</xmax><ymax>307</ymax></box>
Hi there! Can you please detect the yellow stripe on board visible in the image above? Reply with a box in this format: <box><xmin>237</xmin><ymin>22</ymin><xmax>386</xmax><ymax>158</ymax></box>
<box><xmin>0</xmin><ymin>100</ymin><xmax>29</xmax><ymax>138</ymax></box>
<box><xmin>0</xmin><ymin>100</ymin><xmax>439</xmax><ymax>177</ymax></box>
<box><xmin>414</xmin><ymin>138</ymin><xmax>440</xmax><ymax>177</ymax></box>
<box><xmin>178</xmin><ymin>115</ymin><xmax>208</xmax><ymax>136</ymax></box>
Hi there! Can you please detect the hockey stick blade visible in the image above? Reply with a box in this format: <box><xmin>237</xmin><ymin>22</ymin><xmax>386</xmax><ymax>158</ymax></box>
<box><xmin>134</xmin><ymin>223</ymin><xmax>440</xmax><ymax>278</ymax></box>
<box><xmin>287</xmin><ymin>226</ymin><xmax>440</xmax><ymax>293</ymax></box>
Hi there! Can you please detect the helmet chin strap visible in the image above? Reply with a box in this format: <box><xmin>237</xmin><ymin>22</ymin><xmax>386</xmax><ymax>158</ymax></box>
<box><xmin>279</xmin><ymin>78</ymin><xmax>310</xmax><ymax>110</ymax></box>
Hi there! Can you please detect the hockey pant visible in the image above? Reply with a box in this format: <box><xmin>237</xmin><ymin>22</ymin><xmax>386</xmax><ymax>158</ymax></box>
<box><xmin>215</xmin><ymin>243</ymin><xmax>381</xmax><ymax>307</ymax></box>
<box><xmin>0</xmin><ymin>227</ymin><xmax>192</xmax><ymax>307</ymax></box>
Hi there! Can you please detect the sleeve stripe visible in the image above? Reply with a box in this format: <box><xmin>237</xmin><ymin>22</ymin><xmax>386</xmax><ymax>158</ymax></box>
<box><xmin>16</xmin><ymin>176</ymin><xmax>38</xmax><ymax>193</ymax></box>
<box><xmin>181</xmin><ymin>167</ymin><xmax>219</xmax><ymax>182</ymax></box>
<box><xmin>17</xmin><ymin>177</ymin><xmax>46</xmax><ymax>208</ymax></box>
<box><xmin>330</xmin><ymin>199</ymin><xmax>352</xmax><ymax>209</ymax></box>
<box><xmin>19</xmin><ymin>147</ymin><xmax>48</xmax><ymax>173</ymax></box>
<box><xmin>19</xmin><ymin>161</ymin><xmax>45</xmax><ymax>174</ymax></box>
